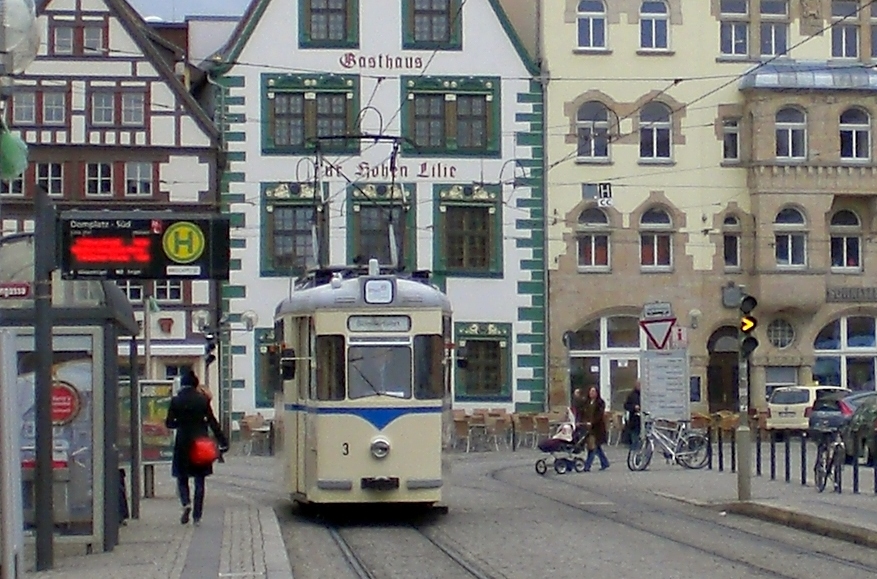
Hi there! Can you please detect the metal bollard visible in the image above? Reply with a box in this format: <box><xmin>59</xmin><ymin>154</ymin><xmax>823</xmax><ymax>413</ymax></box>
<box><xmin>707</xmin><ymin>427</ymin><xmax>713</xmax><ymax>470</ymax></box>
<box><xmin>853</xmin><ymin>435</ymin><xmax>860</xmax><ymax>494</ymax></box>
<box><xmin>756</xmin><ymin>428</ymin><xmax>762</xmax><ymax>476</ymax></box>
<box><xmin>784</xmin><ymin>435</ymin><xmax>791</xmax><ymax>483</ymax></box>
<box><xmin>770</xmin><ymin>430</ymin><xmax>777</xmax><ymax>480</ymax></box>
<box><xmin>871</xmin><ymin>431</ymin><xmax>877</xmax><ymax>495</ymax></box>
<box><xmin>730</xmin><ymin>429</ymin><xmax>737</xmax><ymax>473</ymax></box>
<box><xmin>800</xmin><ymin>432</ymin><xmax>807</xmax><ymax>486</ymax></box>
<box><xmin>717</xmin><ymin>427</ymin><xmax>724</xmax><ymax>472</ymax></box>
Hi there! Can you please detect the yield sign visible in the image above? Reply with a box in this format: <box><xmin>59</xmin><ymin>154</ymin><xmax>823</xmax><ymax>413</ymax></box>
<box><xmin>639</xmin><ymin>317</ymin><xmax>676</xmax><ymax>350</ymax></box>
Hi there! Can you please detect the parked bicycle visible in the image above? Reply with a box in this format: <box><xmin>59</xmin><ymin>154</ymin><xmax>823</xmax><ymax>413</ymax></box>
<box><xmin>813</xmin><ymin>429</ymin><xmax>845</xmax><ymax>493</ymax></box>
<box><xmin>627</xmin><ymin>411</ymin><xmax>710</xmax><ymax>471</ymax></box>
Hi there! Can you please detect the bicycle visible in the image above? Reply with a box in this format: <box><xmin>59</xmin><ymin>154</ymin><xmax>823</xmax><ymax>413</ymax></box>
<box><xmin>627</xmin><ymin>411</ymin><xmax>710</xmax><ymax>471</ymax></box>
<box><xmin>813</xmin><ymin>429</ymin><xmax>844</xmax><ymax>493</ymax></box>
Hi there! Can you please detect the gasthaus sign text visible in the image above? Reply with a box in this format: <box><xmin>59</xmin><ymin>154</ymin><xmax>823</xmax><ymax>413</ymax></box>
<box><xmin>58</xmin><ymin>211</ymin><xmax>230</xmax><ymax>281</ymax></box>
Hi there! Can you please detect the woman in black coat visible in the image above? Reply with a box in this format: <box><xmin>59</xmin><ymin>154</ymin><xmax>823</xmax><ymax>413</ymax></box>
<box><xmin>581</xmin><ymin>386</ymin><xmax>610</xmax><ymax>471</ymax></box>
<box><xmin>165</xmin><ymin>371</ymin><xmax>228</xmax><ymax>525</ymax></box>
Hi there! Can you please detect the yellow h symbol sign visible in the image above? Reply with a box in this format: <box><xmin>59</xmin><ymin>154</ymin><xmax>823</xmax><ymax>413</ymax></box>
<box><xmin>162</xmin><ymin>222</ymin><xmax>205</xmax><ymax>264</ymax></box>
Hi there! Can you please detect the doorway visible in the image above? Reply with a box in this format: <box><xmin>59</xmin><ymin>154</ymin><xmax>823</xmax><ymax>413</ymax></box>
<box><xmin>707</xmin><ymin>326</ymin><xmax>739</xmax><ymax>413</ymax></box>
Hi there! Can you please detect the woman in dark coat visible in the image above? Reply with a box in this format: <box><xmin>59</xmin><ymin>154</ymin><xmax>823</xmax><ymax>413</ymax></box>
<box><xmin>581</xmin><ymin>386</ymin><xmax>609</xmax><ymax>471</ymax></box>
<box><xmin>165</xmin><ymin>371</ymin><xmax>228</xmax><ymax>525</ymax></box>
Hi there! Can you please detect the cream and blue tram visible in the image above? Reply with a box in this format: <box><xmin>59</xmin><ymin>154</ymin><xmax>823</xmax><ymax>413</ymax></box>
<box><xmin>273</xmin><ymin>261</ymin><xmax>453</xmax><ymax>506</ymax></box>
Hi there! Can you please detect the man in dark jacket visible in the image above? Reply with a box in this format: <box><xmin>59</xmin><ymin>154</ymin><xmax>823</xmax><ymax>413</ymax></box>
<box><xmin>623</xmin><ymin>380</ymin><xmax>642</xmax><ymax>445</ymax></box>
<box><xmin>165</xmin><ymin>371</ymin><xmax>229</xmax><ymax>525</ymax></box>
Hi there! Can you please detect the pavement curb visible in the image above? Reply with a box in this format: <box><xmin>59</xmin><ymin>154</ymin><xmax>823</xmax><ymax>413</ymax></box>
<box><xmin>720</xmin><ymin>501</ymin><xmax>877</xmax><ymax>548</ymax></box>
<box><xmin>260</xmin><ymin>506</ymin><xmax>295</xmax><ymax>579</ymax></box>
<box><xmin>651</xmin><ymin>491</ymin><xmax>724</xmax><ymax>508</ymax></box>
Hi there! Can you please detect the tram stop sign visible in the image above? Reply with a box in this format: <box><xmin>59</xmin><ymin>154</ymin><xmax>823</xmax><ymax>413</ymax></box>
<box><xmin>59</xmin><ymin>211</ymin><xmax>231</xmax><ymax>280</ymax></box>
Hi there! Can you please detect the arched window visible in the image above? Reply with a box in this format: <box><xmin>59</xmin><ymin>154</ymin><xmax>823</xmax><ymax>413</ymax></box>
<box><xmin>830</xmin><ymin>209</ymin><xmax>861</xmax><ymax>270</ymax></box>
<box><xmin>832</xmin><ymin>1</ymin><xmax>860</xmax><ymax>59</ymax></box>
<box><xmin>723</xmin><ymin>214</ymin><xmax>741</xmax><ymax>270</ymax></box>
<box><xmin>577</xmin><ymin>102</ymin><xmax>610</xmax><ymax>159</ymax></box>
<box><xmin>774</xmin><ymin>207</ymin><xmax>806</xmax><ymax>267</ymax></box>
<box><xmin>640</xmin><ymin>102</ymin><xmax>671</xmax><ymax>159</ymax></box>
<box><xmin>776</xmin><ymin>107</ymin><xmax>806</xmax><ymax>160</ymax></box>
<box><xmin>640</xmin><ymin>1</ymin><xmax>669</xmax><ymax>50</ymax></box>
<box><xmin>840</xmin><ymin>108</ymin><xmax>870</xmax><ymax>160</ymax></box>
<box><xmin>577</xmin><ymin>207</ymin><xmax>610</xmax><ymax>270</ymax></box>
<box><xmin>640</xmin><ymin>207</ymin><xmax>672</xmax><ymax>269</ymax></box>
<box><xmin>814</xmin><ymin>316</ymin><xmax>877</xmax><ymax>390</ymax></box>
<box><xmin>577</xmin><ymin>1</ymin><xmax>606</xmax><ymax>49</ymax></box>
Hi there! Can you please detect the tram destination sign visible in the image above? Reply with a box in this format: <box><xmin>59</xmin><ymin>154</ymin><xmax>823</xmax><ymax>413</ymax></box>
<box><xmin>59</xmin><ymin>211</ymin><xmax>230</xmax><ymax>280</ymax></box>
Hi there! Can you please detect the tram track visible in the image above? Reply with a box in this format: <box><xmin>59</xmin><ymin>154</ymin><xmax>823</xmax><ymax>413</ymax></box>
<box><xmin>488</xmin><ymin>463</ymin><xmax>877</xmax><ymax>579</ymax></box>
<box><xmin>325</xmin><ymin>520</ymin><xmax>502</xmax><ymax>579</ymax></box>
<box><xmin>512</xmin><ymin>464</ymin><xmax>877</xmax><ymax>575</ymax></box>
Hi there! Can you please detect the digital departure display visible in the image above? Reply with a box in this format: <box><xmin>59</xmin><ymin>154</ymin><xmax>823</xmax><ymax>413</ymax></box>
<box><xmin>59</xmin><ymin>211</ymin><xmax>230</xmax><ymax>280</ymax></box>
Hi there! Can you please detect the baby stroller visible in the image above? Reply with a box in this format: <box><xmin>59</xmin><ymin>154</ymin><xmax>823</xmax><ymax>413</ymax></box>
<box><xmin>535</xmin><ymin>412</ymin><xmax>589</xmax><ymax>475</ymax></box>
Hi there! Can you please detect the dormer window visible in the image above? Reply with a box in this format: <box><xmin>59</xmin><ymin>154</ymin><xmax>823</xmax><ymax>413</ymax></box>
<box><xmin>49</xmin><ymin>17</ymin><xmax>107</xmax><ymax>56</ymax></box>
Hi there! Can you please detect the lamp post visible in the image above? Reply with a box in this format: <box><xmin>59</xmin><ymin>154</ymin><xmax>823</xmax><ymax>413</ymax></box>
<box><xmin>194</xmin><ymin>310</ymin><xmax>258</xmax><ymax>438</ymax></box>
<box><xmin>1</xmin><ymin>0</ymin><xmax>45</xmax><ymax>572</ymax></box>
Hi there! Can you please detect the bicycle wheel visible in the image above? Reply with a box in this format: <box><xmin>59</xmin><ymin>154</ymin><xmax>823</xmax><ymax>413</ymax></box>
<box><xmin>627</xmin><ymin>437</ymin><xmax>654</xmax><ymax>471</ymax></box>
<box><xmin>832</xmin><ymin>446</ymin><xmax>844</xmax><ymax>493</ymax></box>
<box><xmin>677</xmin><ymin>432</ymin><xmax>710</xmax><ymax>469</ymax></box>
<box><xmin>814</xmin><ymin>445</ymin><xmax>829</xmax><ymax>493</ymax></box>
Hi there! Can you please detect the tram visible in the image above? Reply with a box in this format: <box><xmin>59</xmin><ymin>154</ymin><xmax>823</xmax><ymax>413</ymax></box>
<box><xmin>272</xmin><ymin>259</ymin><xmax>453</xmax><ymax>506</ymax></box>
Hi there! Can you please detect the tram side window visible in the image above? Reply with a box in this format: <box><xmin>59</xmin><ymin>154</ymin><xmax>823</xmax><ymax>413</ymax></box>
<box><xmin>414</xmin><ymin>334</ymin><xmax>444</xmax><ymax>399</ymax></box>
<box><xmin>315</xmin><ymin>335</ymin><xmax>345</xmax><ymax>400</ymax></box>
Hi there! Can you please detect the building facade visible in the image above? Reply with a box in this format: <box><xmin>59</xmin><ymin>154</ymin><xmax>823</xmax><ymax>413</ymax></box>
<box><xmin>1</xmin><ymin>0</ymin><xmax>222</xmax><ymax>381</ymax></box>
<box><xmin>544</xmin><ymin>0</ymin><xmax>877</xmax><ymax>414</ymax></box>
<box><xmin>206</xmin><ymin>0</ymin><xmax>546</xmax><ymax>416</ymax></box>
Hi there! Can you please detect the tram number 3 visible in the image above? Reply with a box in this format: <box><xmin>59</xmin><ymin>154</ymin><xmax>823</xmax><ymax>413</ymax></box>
<box><xmin>342</xmin><ymin>443</ymin><xmax>349</xmax><ymax>456</ymax></box>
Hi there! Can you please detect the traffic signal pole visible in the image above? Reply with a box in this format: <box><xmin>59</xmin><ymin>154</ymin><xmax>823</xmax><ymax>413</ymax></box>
<box><xmin>737</xmin><ymin>291</ymin><xmax>758</xmax><ymax>502</ymax></box>
<box><xmin>736</xmin><ymin>349</ymin><xmax>751</xmax><ymax>501</ymax></box>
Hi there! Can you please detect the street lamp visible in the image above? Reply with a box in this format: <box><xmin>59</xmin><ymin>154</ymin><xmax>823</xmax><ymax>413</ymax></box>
<box><xmin>1</xmin><ymin>0</ymin><xmax>40</xmax><ymax>194</ymax></box>
<box><xmin>193</xmin><ymin>310</ymin><xmax>258</xmax><ymax>437</ymax></box>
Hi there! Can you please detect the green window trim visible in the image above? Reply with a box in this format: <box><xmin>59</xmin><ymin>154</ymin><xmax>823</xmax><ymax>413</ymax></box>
<box><xmin>454</xmin><ymin>321</ymin><xmax>512</xmax><ymax>402</ymax></box>
<box><xmin>299</xmin><ymin>0</ymin><xmax>360</xmax><ymax>48</ymax></box>
<box><xmin>254</xmin><ymin>328</ymin><xmax>276</xmax><ymax>408</ymax></box>
<box><xmin>402</xmin><ymin>0</ymin><xmax>463</xmax><ymax>50</ymax></box>
<box><xmin>432</xmin><ymin>183</ymin><xmax>503</xmax><ymax>278</ymax></box>
<box><xmin>345</xmin><ymin>183</ymin><xmax>417</xmax><ymax>270</ymax></box>
<box><xmin>261</xmin><ymin>181</ymin><xmax>329</xmax><ymax>277</ymax></box>
<box><xmin>401</xmin><ymin>76</ymin><xmax>501</xmax><ymax>157</ymax></box>
<box><xmin>261</xmin><ymin>73</ymin><xmax>360</xmax><ymax>155</ymax></box>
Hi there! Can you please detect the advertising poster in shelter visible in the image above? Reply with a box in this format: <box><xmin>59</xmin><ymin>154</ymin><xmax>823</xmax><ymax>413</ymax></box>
<box><xmin>139</xmin><ymin>381</ymin><xmax>175</xmax><ymax>463</ymax></box>
<box><xmin>17</xmin><ymin>351</ymin><xmax>94</xmax><ymax>535</ymax></box>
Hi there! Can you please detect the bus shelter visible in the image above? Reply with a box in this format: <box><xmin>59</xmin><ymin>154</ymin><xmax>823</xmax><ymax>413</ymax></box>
<box><xmin>0</xmin><ymin>233</ymin><xmax>139</xmax><ymax>554</ymax></box>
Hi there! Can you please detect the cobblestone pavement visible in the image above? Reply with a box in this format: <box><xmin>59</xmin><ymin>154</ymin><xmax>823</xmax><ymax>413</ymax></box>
<box><xmin>16</xmin><ymin>444</ymin><xmax>877</xmax><ymax>578</ymax></box>
<box><xmin>20</xmin><ymin>460</ymin><xmax>292</xmax><ymax>579</ymax></box>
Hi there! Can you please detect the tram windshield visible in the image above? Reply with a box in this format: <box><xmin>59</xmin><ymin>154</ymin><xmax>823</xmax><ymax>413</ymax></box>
<box><xmin>348</xmin><ymin>346</ymin><xmax>412</xmax><ymax>399</ymax></box>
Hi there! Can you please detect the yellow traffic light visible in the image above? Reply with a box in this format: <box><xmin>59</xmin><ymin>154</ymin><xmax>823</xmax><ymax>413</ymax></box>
<box><xmin>740</xmin><ymin>316</ymin><xmax>757</xmax><ymax>333</ymax></box>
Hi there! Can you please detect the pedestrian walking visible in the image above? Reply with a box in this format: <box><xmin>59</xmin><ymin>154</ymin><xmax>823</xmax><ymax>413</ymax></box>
<box><xmin>581</xmin><ymin>386</ymin><xmax>609</xmax><ymax>471</ymax></box>
<box><xmin>165</xmin><ymin>370</ymin><xmax>229</xmax><ymax>526</ymax></box>
<box><xmin>623</xmin><ymin>380</ymin><xmax>642</xmax><ymax>446</ymax></box>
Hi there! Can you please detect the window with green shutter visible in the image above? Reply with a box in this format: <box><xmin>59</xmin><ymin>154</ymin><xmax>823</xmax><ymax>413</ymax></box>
<box><xmin>433</xmin><ymin>184</ymin><xmax>502</xmax><ymax>277</ymax></box>
<box><xmin>262</xmin><ymin>74</ymin><xmax>360</xmax><ymax>155</ymax></box>
<box><xmin>454</xmin><ymin>322</ymin><xmax>512</xmax><ymax>401</ymax></box>
<box><xmin>401</xmin><ymin>76</ymin><xmax>500</xmax><ymax>157</ymax></box>
<box><xmin>402</xmin><ymin>0</ymin><xmax>463</xmax><ymax>50</ymax></box>
<box><xmin>346</xmin><ymin>184</ymin><xmax>416</xmax><ymax>269</ymax></box>
<box><xmin>300</xmin><ymin>0</ymin><xmax>359</xmax><ymax>48</ymax></box>
<box><xmin>262</xmin><ymin>182</ymin><xmax>328</xmax><ymax>276</ymax></box>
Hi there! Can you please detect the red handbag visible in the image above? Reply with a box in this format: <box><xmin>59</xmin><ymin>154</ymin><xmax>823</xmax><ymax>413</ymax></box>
<box><xmin>190</xmin><ymin>436</ymin><xmax>220</xmax><ymax>467</ymax></box>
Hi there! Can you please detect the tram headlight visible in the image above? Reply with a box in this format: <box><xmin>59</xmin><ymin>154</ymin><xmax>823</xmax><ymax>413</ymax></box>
<box><xmin>370</xmin><ymin>438</ymin><xmax>391</xmax><ymax>459</ymax></box>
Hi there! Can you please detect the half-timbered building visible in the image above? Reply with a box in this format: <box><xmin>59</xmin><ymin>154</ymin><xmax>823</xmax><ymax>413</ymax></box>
<box><xmin>0</xmin><ymin>0</ymin><xmax>223</xmax><ymax>382</ymax></box>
